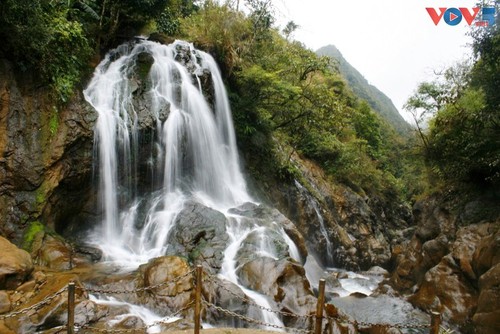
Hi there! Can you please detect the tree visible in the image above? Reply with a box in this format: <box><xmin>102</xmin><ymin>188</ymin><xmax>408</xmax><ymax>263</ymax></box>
<box><xmin>404</xmin><ymin>61</ymin><xmax>472</xmax><ymax>151</ymax></box>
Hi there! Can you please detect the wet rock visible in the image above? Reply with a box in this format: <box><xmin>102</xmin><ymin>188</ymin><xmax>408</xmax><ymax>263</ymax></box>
<box><xmin>364</xmin><ymin>266</ymin><xmax>389</xmax><ymax>277</ymax></box>
<box><xmin>136</xmin><ymin>256</ymin><xmax>194</xmax><ymax>315</ymax></box>
<box><xmin>472</xmin><ymin>263</ymin><xmax>500</xmax><ymax>334</ymax></box>
<box><xmin>148</xmin><ymin>33</ymin><xmax>175</xmax><ymax>45</ymax></box>
<box><xmin>0</xmin><ymin>236</ymin><xmax>33</xmax><ymax>290</ymax></box>
<box><xmin>166</xmin><ymin>201</ymin><xmax>229</xmax><ymax>271</ymax></box>
<box><xmin>421</xmin><ymin>236</ymin><xmax>449</xmax><ymax>270</ymax></box>
<box><xmin>31</xmin><ymin>232</ymin><xmax>73</xmax><ymax>271</ymax></box>
<box><xmin>111</xmin><ymin>315</ymin><xmax>146</xmax><ymax>330</ymax></box>
<box><xmin>159</xmin><ymin>318</ymin><xmax>194</xmax><ymax>331</ymax></box>
<box><xmin>73</xmin><ymin>244</ymin><xmax>103</xmax><ymax>263</ymax></box>
<box><xmin>203</xmin><ymin>275</ymin><xmax>249</xmax><ymax>325</ymax></box>
<box><xmin>2</xmin><ymin>273</ymin><xmax>96</xmax><ymax>333</ymax></box>
<box><xmin>392</xmin><ymin>206</ymin><xmax>499</xmax><ymax>329</ymax></box>
<box><xmin>413</xmin><ymin>200</ymin><xmax>449</xmax><ymax>242</ymax></box>
<box><xmin>0</xmin><ymin>322</ymin><xmax>15</xmax><ymax>334</ymax></box>
<box><xmin>349</xmin><ymin>292</ymin><xmax>368</xmax><ymax>298</ymax></box>
<box><xmin>237</xmin><ymin>257</ymin><xmax>316</xmax><ymax>327</ymax></box>
<box><xmin>0</xmin><ymin>59</ymin><xmax>95</xmax><ymax>243</ymax></box>
<box><xmin>472</xmin><ymin>227</ymin><xmax>500</xmax><ymax>277</ymax></box>
<box><xmin>408</xmin><ymin>255</ymin><xmax>477</xmax><ymax>323</ymax></box>
<box><xmin>0</xmin><ymin>290</ymin><xmax>11</xmax><ymax>313</ymax></box>
<box><xmin>229</xmin><ymin>202</ymin><xmax>308</xmax><ymax>263</ymax></box>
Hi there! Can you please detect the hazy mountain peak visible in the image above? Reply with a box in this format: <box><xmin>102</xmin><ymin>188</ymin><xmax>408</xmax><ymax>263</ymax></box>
<box><xmin>317</xmin><ymin>45</ymin><xmax>410</xmax><ymax>135</ymax></box>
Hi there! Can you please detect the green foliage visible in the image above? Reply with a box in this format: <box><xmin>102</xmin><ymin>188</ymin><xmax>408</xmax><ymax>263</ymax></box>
<box><xmin>157</xmin><ymin>0</ymin><xmax>198</xmax><ymax>35</ymax></box>
<box><xmin>352</xmin><ymin>102</ymin><xmax>383</xmax><ymax>159</ymax></box>
<box><xmin>317</xmin><ymin>45</ymin><xmax>411</xmax><ymax>135</ymax></box>
<box><xmin>22</xmin><ymin>221</ymin><xmax>45</xmax><ymax>251</ymax></box>
<box><xmin>404</xmin><ymin>20</ymin><xmax>500</xmax><ymax>189</ymax></box>
<box><xmin>0</xmin><ymin>0</ymin><xmax>191</xmax><ymax>101</ymax></box>
<box><xmin>0</xmin><ymin>0</ymin><xmax>92</xmax><ymax>102</ymax></box>
<box><xmin>179</xmin><ymin>0</ymin><xmax>252</xmax><ymax>73</ymax></box>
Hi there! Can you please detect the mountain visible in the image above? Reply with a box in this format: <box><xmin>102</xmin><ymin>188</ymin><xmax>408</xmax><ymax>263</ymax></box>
<box><xmin>316</xmin><ymin>45</ymin><xmax>411</xmax><ymax>135</ymax></box>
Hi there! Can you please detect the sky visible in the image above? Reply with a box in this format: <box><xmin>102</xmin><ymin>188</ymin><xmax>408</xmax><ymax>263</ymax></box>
<box><xmin>271</xmin><ymin>0</ymin><xmax>481</xmax><ymax>121</ymax></box>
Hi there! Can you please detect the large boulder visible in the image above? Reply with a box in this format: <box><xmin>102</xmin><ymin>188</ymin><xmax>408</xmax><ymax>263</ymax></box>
<box><xmin>471</xmin><ymin>227</ymin><xmax>500</xmax><ymax>333</ymax></box>
<box><xmin>0</xmin><ymin>236</ymin><xmax>33</xmax><ymax>290</ymax></box>
<box><xmin>136</xmin><ymin>256</ymin><xmax>194</xmax><ymax>315</ymax></box>
<box><xmin>237</xmin><ymin>257</ymin><xmax>316</xmax><ymax>328</ymax></box>
<box><xmin>472</xmin><ymin>263</ymin><xmax>500</xmax><ymax>334</ymax></box>
<box><xmin>165</xmin><ymin>201</ymin><xmax>229</xmax><ymax>271</ymax></box>
<box><xmin>390</xmin><ymin>193</ymin><xmax>500</xmax><ymax>330</ymax></box>
<box><xmin>408</xmin><ymin>254</ymin><xmax>477</xmax><ymax>323</ymax></box>
<box><xmin>229</xmin><ymin>203</ymin><xmax>308</xmax><ymax>263</ymax></box>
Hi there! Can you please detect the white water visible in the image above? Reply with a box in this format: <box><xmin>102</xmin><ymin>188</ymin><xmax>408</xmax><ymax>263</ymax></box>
<box><xmin>84</xmin><ymin>39</ymin><xmax>303</xmax><ymax>328</ymax></box>
<box><xmin>84</xmin><ymin>40</ymin><xmax>252</xmax><ymax>264</ymax></box>
<box><xmin>89</xmin><ymin>295</ymin><xmax>171</xmax><ymax>333</ymax></box>
<box><xmin>294</xmin><ymin>180</ymin><xmax>333</xmax><ymax>264</ymax></box>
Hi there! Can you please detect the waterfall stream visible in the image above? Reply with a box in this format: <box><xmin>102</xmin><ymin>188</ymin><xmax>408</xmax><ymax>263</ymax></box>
<box><xmin>294</xmin><ymin>180</ymin><xmax>333</xmax><ymax>265</ymax></box>
<box><xmin>84</xmin><ymin>39</ymin><xmax>296</xmax><ymax>328</ymax></box>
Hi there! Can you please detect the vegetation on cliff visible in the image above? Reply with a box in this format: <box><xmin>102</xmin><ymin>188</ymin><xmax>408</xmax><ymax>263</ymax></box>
<box><xmin>1</xmin><ymin>0</ymin><xmax>497</xmax><ymax>205</ymax></box>
<box><xmin>404</xmin><ymin>5</ymin><xmax>500</xmax><ymax>192</ymax></box>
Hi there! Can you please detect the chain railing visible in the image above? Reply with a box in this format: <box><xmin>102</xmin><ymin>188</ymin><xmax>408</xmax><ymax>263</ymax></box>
<box><xmin>80</xmin><ymin>269</ymin><xmax>195</xmax><ymax>295</ymax></box>
<box><xmin>203</xmin><ymin>300</ymin><xmax>313</xmax><ymax>334</ymax></box>
<box><xmin>0</xmin><ymin>286</ymin><xmax>68</xmax><ymax>320</ymax></box>
<box><xmin>204</xmin><ymin>272</ymin><xmax>316</xmax><ymax>321</ymax></box>
<box><xmin>0</xmin><ymin>265</ymin><xmax>442</xmax><ymax>334</ymax></box>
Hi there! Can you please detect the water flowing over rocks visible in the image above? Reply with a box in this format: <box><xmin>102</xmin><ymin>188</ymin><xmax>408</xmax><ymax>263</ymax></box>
<box><xmin>253</xmin><ymin>155</ymin><xmax>412</xmax><ymax>270</ymax></box>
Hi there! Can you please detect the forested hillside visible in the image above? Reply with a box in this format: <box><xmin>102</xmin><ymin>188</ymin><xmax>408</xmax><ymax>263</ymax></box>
<box><xmin>317</xmin><ymin>45</ymin><xmax>411</xmax><ymax>135</ymax></box>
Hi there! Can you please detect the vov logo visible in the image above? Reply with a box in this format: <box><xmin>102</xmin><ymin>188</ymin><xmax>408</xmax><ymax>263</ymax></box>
<box><xmin>426</xmin><ymin>7</ymin><xmax>496</xmax><ymax>26</ymax></box>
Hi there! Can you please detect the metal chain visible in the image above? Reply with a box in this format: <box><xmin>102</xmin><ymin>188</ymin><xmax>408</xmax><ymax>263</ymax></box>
<box><xmin>147</xmin><ymin>301</ymin><xmax>195</xmax><ymax>329</ymax></box>
<box><xmin>76</xmin><ymin>301</ymin><xmax>194</xmax><ymax>333</ymax></box>
<box><xmin>203</xmin><ymin>300</ymin><xmax>313</xmax><ymax>334</ymax></box>
<box><xmin>327</xmin><ymin>315</ymin><xmax>431</xmax><ymax>330</ymax></box>
<box><xmin>204</xmin><ymin>273</ymin><xmax>315</xmax><ymax>320</ymax></box>
<box><xmin>0</xmin><ymin>266</ymin><xmax>435</xmax><ymax>332</ymax></box>
<box><xmin>81</xmin><ymin>269</ymin><xmax>195</xmax><ymax>295</ymax></box>
<box><xmin>0</xmin><ymin>286</ymin><xmax>68</xmax><ymax>320</ymax></box>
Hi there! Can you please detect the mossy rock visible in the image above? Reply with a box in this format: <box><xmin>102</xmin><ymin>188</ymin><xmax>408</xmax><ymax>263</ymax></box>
<box><xmin>22</xmin><ymin>221</ymin><xmax>45</xmax><ymax>252</ymax></box>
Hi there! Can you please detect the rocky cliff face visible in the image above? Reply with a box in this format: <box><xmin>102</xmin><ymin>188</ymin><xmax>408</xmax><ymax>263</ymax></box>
<box><xmin>250</xmin><ymin>154</ymin><xmax>413</xmax><ymax>271</ymax></box>
<box><xmin>0</xmin><ymin>59</ymin><xmax>96</xmax><ymax>244</ymax></box>
<box><xmin>389</xmin><ymin>192</ymin><xmax>500</xmax><ymax>333</ymax></box>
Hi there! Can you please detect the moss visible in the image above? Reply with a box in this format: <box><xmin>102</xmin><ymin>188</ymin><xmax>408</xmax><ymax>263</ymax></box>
<box><xmin>22</xmin><ymin>221</ymin><xmax>45</xmax><ymax>251</ymax></box>
<box><xmin>49</xmin><ymin>107</ymin><xmax>59</xmax><ymax>136</ymax></box>
<box><xmin>35</xmin><ymin>189</ymin><xmax>45</xmax><ymax>206</ymax></box>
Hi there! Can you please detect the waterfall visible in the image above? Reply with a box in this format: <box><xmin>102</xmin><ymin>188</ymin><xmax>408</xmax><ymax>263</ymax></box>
<box><xmin>294</xmin><ymin>180</ymin><xmax>334</xmax><ymax>266</ymax></box>
<box><xmin>84</xmin><ymin>40</ymin><xmax>251</xmax><ymax>264</ymax></box>
<box><xmin>84</xmin><ymin>39</ymin><xmax>295</xmax><ymax>328</ymax></box>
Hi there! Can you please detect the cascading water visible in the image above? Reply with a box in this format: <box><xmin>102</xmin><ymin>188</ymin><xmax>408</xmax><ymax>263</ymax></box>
<box><xmin>84</xmin><ymin>39</ymin><xmax>297</xmax><ymax>329</ymax></box>
<box><xmin>294</xmin><ymin>180</ymin><xmax>333</xmax><ymax>265</ymax></box>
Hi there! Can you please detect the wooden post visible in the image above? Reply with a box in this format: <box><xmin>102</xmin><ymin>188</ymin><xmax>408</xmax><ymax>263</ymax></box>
<box><xmin>194</xmin><ymin>265</ymin><xmax>203</xmax><ymax>334</ymax></box>
<box><xmin>315</xmin><ymin>279</ymin><xmax>326</xmax><ymax>334</ymax></box>
<box><xmin>67</xmin><ymin>281</ymin><xmax>76</xmax><ymax>334</ymax></box>
<box><xmin>430</xmin><ymin>312</ymin><xmax>441</xmax><ymax>334</ymax></box>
